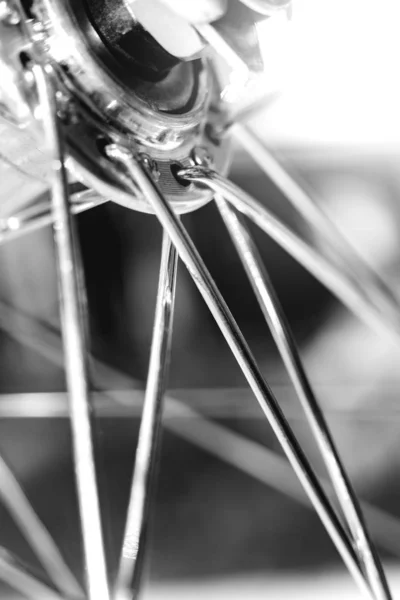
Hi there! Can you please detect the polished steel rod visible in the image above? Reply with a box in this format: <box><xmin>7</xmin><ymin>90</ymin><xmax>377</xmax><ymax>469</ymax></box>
<box><xmin>0</xmin><ymin>188</ymin><xmax>100</xmax><ymax>223</ymax></box>
<box><xmin>0</xmin><ymin>294</ymin><xmax>398</xmax><ymax>561</ymax></box>
<box><xmin>116</xmin><ymin>234</ymin><xmax>178</xmax><ymax>600</ymax></box>
<box><xmin>163</xmin><ymin>396</ymin><xmax>400</xmax><ymax>560</ymax></box>
<box><xmin>106</xmin><ymin>145</ymin><xmax>373</xmax><ymax>599</ymax></box>
<box><xmin>216</xmin><ymin>195</ymin><xmax>391</xmax><ymax>600</ymax></box>
<box><xmin>0</xmin><ymin>454</ymin><xmax>83</xmax><ymax>599</ymax></box>
<box><xmin>0</xmin><ymin>192</ymin><xmax>107</xmax><ymax>246</ymax></box>
<box><xmin>205</xmin><ymin>3</ymin><xmax>398</xmax><ymax>326</ymax></box>
<box><xmin>0</xmin><ymin>389</ymin><xmax>399</xmax><ymax>562</ymax></box>
<box><xmin>34</xmin><ymin>65</ymin><xmax>110</xmax><ymax>600</ymax></box>
<box><xmin>180</xmin><ymin>166</ymin><xmax>400</xmax><ymax>345</ymax></box>
<box><xmin>0</xmin><ymin>548</ymin><xmax>64</xmax><ymax>600</ymax></box>
<box><xmin>2</xmin><ymin>388</ymin><xmax>400</xmax><ymax>421</ymax></box>
<box><xmin>233</xmin><ymin>124</ymin><xmax>400</xmax><ymax>327</ymax></box>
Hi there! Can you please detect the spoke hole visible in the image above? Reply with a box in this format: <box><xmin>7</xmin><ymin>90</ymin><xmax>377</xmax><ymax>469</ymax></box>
<box><xmin>19</xmin><ymin>51</ymin><xmax>33</xmax><ymax>69</ymax></box>
<box><xmin>170</xmin><ymin>163</ymin><xmax>191</xmax><ymax>188</ymax></box>
<box><xmin>96</xmin><ymin>135</ymin><xmax>113</xmax><ymax>157</ymax></box>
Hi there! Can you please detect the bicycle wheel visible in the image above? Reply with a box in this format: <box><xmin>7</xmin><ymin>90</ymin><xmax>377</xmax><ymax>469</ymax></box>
<box><xmin>0</xmin><ymin>1</ymin><xmax>398</xmax><ymax>599</ymax></box>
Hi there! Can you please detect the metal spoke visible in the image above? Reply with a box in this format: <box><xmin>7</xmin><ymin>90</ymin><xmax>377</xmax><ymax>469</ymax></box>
<box><xmin>0</xmin><ymin>288</ymin><xmax>398</xmax><ymax>562</ymax></box>
<box><xmin>2</xmin><ymin>189</ymin><xmax>104</xmax><ymax>222</ymax></box>
<box><xmin>180</xmin><ymin>166</ymin><xmax>400</xmax><ymax>345</ymax></box>
<box><xmin>0</xmin><ymin>252</ymin><xmax>397</xmax><ymax>570</ymax></box>
<box><xmin>116</xmin><ymin>234</ymin><xmax>178</xmax><ymax>600</ymax></box>
<box><xmin>34</xmin><ymin>65</ymin><xmax>110</xmax><ymax>600</ymax></box>
<box><xmin>0</xmin><ymin>454</ymin><xmax>83</xmax><ymax>599</ymax></box>
<box><xmin>0</xmin><ymin>548</ymin><xmax>64</xmax><ymax>600</ymax></box>
<box><xmin>232</xmin><ymin>124</ymin><xmax>400</xmax><ymax>326</ymax></box>
<box><xmin>1</xmin><ymin>383</ymin><xmax>400</xmax><ymax>420</ymax></box>
<box><xmin>0</xmin><ymin>191</ymin><xmax>107</xmax><ymax>246</ymax></box>
<box><xmin>162</xmin><ymin>399</ymin><xmax>400</xmax><ymax>560</ymax></box>
<box><xmin>196</xmin><ymin>23</ymin><xmax>249</xmax><ymax>82</ymax></box>
<box><xmin>106</xmin><ymin>144</ymin><xmax>374</xmax><ymax>599</ymax></box>
<box><xmin>0</xmin><ymin>274</ymin><xmax>83</xmax><ymax>597</ymax></box>
<box><xmin>0</xmin><ymin>390</ymin><xmax>400</xmax><ymax>561</ymax></box>
<box><xmin>216</xmin><ymin>195</ymin><xmax>390</xmax><ymax>600</ymax></box>
<box><xmin>3</xmin><ymin>388</ymin><xmax>400</xmax><ymax>421</ymax></box>
<box><xmin>213</xmin><ymin>91</ymin><xmax>282</xmax><ymax>137</ymax></box>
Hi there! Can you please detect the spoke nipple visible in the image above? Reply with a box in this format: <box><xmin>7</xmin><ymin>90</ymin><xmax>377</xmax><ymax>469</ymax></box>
<box><xmin>105</xmin><ymin>143</ymin><xmax>131</xmax><ymax>162</ymax></box>
<box><xmin>191</xmin><ymin>146</ymin><xmax>213</xmax><ymax>168</ymax></box>
<box><xmin>139</xmin><ymin>153</ymin><xmax>161</xmax><ymax>182</ymax></box>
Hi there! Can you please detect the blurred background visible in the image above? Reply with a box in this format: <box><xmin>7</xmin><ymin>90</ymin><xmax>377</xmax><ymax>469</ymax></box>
<box><xmin>2</xmin><ymin>0</ymin><xmax>400</xmax><ymax>597</ymax></box>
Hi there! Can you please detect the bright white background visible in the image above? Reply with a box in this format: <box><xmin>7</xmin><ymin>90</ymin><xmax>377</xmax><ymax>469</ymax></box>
<box><xmin>254</xmin><ymin>0</ymin><xmax>400</xmax><ymax>149</ymax></box>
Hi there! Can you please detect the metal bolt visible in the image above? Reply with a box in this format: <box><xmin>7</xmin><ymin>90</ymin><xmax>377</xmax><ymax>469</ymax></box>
<box><xmin>191</xmin><ymin>146</ymin><xmax>214</xmax><ymax>168</ymax></box>
<box><xmin>140</xmin><ymin>154</ymin><xmax>161</xmax><ymax>183</ymax></box>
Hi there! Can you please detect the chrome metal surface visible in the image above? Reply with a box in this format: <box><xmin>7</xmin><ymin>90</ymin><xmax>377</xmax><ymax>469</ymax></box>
<box><xmin>0</xmin><ymin>190</ymin><xmax>107</xmax><ymax>246</ymax></box>
<box><xmin>107</xmin><ymin>145</ymin><xmax>374</xmax><ymax>600</ymax></box>
<box><xmin>117</xmin><ymin>234</ymin><xmax>178</xmax><ymax>600</ymax></box>
<box><xmin>0</xmin><ymin>2</ymin><xmax>395</xmax><ymax>598</ymax></box>
<box><xmin>196</xmin><ymin>0</ymin><xmax>284</xmax><ymax>101</ymax></box>
<box><xmin>233</xmin><ymin>124</ymin><xmax>400</xmax><ymax>331</ymax></box>
<box><xmin>0</xmin><ymin>454</ymin><xmax>83</xmax><ymax>599</ymax></box>
<box><xmin>0</xmin><ymin>120</ymin><xmax>50</xmax><ymax>218</ymax></box>
<box><xmin>0</xmin><ymin>548</ymin><xmax>64</xmax><ymax>600</ymax></box>
<box><xmin>180</xmin><ymin>166</ymin><xmax>400</xmax><ymax>344</ymax></box>
<box><xmin>1</xmin><ymin>386</ymin><xmax>400</xmax><ymax>561</ymax></box>
<box><xmin>162</xmin><ymin>398</ymin><xmax>400</xmax><ymax>562</ymax></box>
<box><xmin>0</xmin><ymin>0</ymin><xmax>232</xmax><ymax>214</ymax></box>
<box><xmin>216</xmin><ymin>195</ymin><xmax>391</xmax><ymax>600</ymax></box>
<box><xmin>0</xmin><ymin>14</ymin><xmax>33</xmax><ymax>127</ymax></box>
<box><xmin>34</xmin><ymin>65</ymin><xmax>110</xmax><ymax>600</ymax></box>
<box><xmin>122</xmin><ymin>0</ymin><xmax>205</xmax><ymax>60</ymax></box>
<box><xmin>20</xmin><ymin>0</ymin><xmax>207</xmax><ymax>139</ymax></box>
<box><xmin>0</xmin><ymin>288</ymin><xmax>397</xmax><ymax>574</ymax></box>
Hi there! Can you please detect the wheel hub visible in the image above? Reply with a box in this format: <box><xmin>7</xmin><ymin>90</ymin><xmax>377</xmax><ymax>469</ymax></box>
<box><xmin>2</xmin><ymin>0</ymin><xmax>232</xmax><ymax>213</ymax></box>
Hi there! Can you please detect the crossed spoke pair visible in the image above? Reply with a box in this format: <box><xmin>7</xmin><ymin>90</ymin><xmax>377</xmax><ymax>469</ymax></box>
<box><xmin>0</xmin><ymin>52</ymin><xmax>399</xmax><ymax>600</ymax></box>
